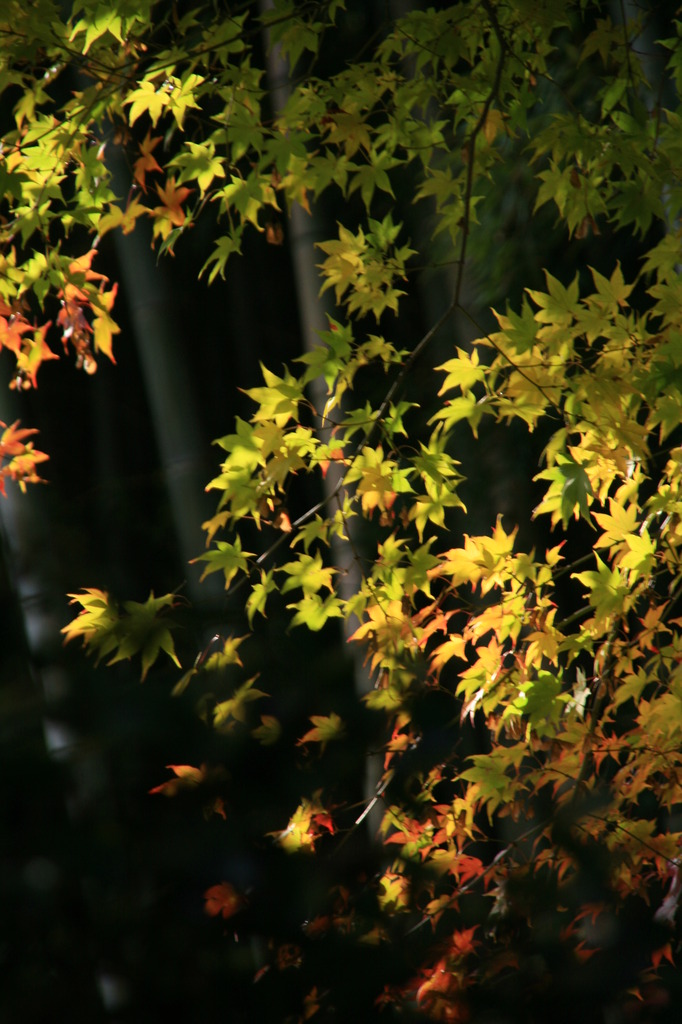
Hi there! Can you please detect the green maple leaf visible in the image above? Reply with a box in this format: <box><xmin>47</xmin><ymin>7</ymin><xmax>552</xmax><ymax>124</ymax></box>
<box><xmin>191</xmin><ymin>537</ymin><xmax>253</xmax><ymax>589</ymax></box>
<box><xmin>572</xmin><ymin>554</ymin><xmax>630</xmax><ymax>625</ymax></box>
<box><xmin>558</xmin><ymin>457</ymin><xmax>593</xmax><ymax>526</ymax></box>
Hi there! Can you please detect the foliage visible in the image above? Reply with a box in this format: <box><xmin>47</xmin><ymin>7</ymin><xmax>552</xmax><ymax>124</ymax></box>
<box><xmin>6</xmin><ymin>0</ymin><xmax>682</xmax><ymax>1018</ymax></box>
<box><xmin>0</xmin><ymin>418</ymin><xmax>48</xmax><ymax>492</ymax></box>
<box><xmin>61</xmin><ymin>587</ymin><xmax>182</xmax><ymax>680</ymax></box>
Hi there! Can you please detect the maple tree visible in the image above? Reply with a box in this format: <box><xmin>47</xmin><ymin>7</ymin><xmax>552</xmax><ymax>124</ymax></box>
<box><xmin>5</xmin><ymin>0</ymin><xmax>682</xmax><ymax>1020</ymax></box>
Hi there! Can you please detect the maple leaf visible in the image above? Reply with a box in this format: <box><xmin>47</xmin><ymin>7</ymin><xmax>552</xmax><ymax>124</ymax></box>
<box><xmin>242</xmin><ymin>364</ymin><xmax>304</xmax><ymax>427</ymax></box>
<box><xmin>61</xmin><ymin>587</ymin><xmax>120</xmax><ymax>656</ymax></box>
<box><xmin>572</xmin><ymin>554</ymin><xmax>630</xmax><ymax>628</ymax></box>
<box><xmin>152</xmin><ymin>176</ymin><xmax>193</xmax><ymax>240</ymax></box>
<box><xmin>14</xmin><ymin>322</ymin><xmax>58</xmax><ymax>389</ymax></box>
<box><xmin>97</xmin><ymin>196</ymin><xmax>150</xmax><ymax>237</ymax></box>
<box><xmin>202</xmin><ymin>634</ymin><xmax>247</xmax><ymax>671</ymax></box>
<box><xmin>344</xmin><ymin>445</ymin><xmax>412</xmax><ymax>515</ymax></box>
<box><xmin>0</xmin><ymin>419</ymin><xmax>40</xmax><ymax>458</ymax></box>
<box><xmin>592</xmin><ymin>498</ymin><xmax>639</xmax><ymax>551</ymax></box>
<box><xmin>430</xmin><ymin>634</ymin><xmax>468</xmax><ymax>678</ymax></box>
<box><xmin>416</xmin><ymin>957</ymin><xmax>459</xmax><ymax>1006</ymax></box>
<box><xmin>0</xmin><ymin>419</ymin><xmax>49</xmax><ymax>494</ymax></box>
<box><xmin>298</xmin><ymin>712</ymin><xmax>345</xmax><ymax>750</ymax></box>
<box><xmin>251</xmin><ymin>714</ymin><xmax>282</xmax><ymax>746</ymax></box>
<box><xmin>204</xmin><ymin>882</ymin><xmax>244</xmax><ymax>919</ymax></box>
<box><xmin>378</xmin><ymin>870</ymin><xmax>410</xmax><ymax>912</ymax></box>
<box><xmin>280</xmin><ymin>552</ymin><xmax>336</xmax><ymax>597</ymax></box>
<box><xmin>651</xmin><ymin>942</ymin><xmax>675</xmax><ymax>969</ymax></box>
<box><xmin>91</xmin><ymin>283</ymin><xmax>119</xmax><ymax>362</ymax></box>
<box><xmin>271</xmin><ymin>792</ymin><xmax>332</xmax><ymax>852</ymax></box>
<box><xmin>61</xmin><ymin>250</ymin><xmax>109</xmax><ymax>304</ymax></box>
<box><xmin>124</xmin><ymin>79</ymin><xmax>170</xmax><ymax>128</ymax></box>
<box><xmin>450</xmin><ymin>926</ymin><xmax>479</xmax><ymax>958</ymax></box>
<box><xmin>0</xmin><ymin>313</ymin><xmax>32</xmax><ymax>354</ymax></box>
<box><xmin>148</xmin><ymin>763</ymin><xmax>205</xmax><ymax>795</ymax></box>
<box><xmin>213</xmin><ymin>677</ymin><xmax>268</xmax><ymax>730</ymax></box>
<box><xmin>115</xmin><ymin>592</ymin><xmax>182</xmax><ymax>680</ymax></box>
<box><xmin>534</xmin><ymin>453</ymin><xmax>594</xmax><ymax>527</ymax></box>
<box><xmin>319</xmin><ymin>446</ymin><xmax>345</xmax><ymax>479</ymax></box>
<box><xmin>637</xmin><ymin>603</ymin><xmax>670</xmax><ymax>653</ymax></box>
<box><xmin>149</xmin><ymin>763</ymin><xmax>226</xmax><ymax>818</ymax></box>
<box><xmin>191</xmin><ymin>536</ymin><xmax>253</xmax><ymax>589</ymax></box>
<box><xmin>133</xmin><ymin>131</ymin><xmax>163</xmax><ymax>191</ymax></box>
<box><xmin>312</xmin><ymin>810</ymin><xmax>335</xmax><ymax>835</ymax></box>
<box><xmin>62</xmin><ymin>588</ymin><xmax>181</xmax><ymax>680</ymax></box>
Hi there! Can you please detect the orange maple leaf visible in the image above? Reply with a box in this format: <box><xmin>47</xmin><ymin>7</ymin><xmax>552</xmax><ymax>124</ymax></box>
<box><xmin>0</xmin><ymin>420</ymin><xmax>40</xmax><ymax>457</ymax></box>
<box><xmin>0</xmin><ymin>314</ymin><xmax>33</xmax><ymax>354</ymax></box>
<box><xmin>416</xmin><ymin>957</ymin><xmax>456</xmax><ymax>1004</ymax></box>
<box><xmin>273</xmin><ymin>509</ymin><xmax>292</xmax><ymax>532</ymax></box>
<box><xmin>652</xmin><ymin>942</ymin><xmax>675</xmax><ymax>969</ymax></box>
<box><xmin>153</xmin><ymin>176</ymin><xmax>193</xmax><ymax>239</ymax></box>
<box><xmin>133</xmin><ymin>131</ymin><xmax>162</xmax><ymax>192</ymax></box>
<box><xmin>320</xmin><ymin>447</ymin><xmax>345</xmax><ymax>479</ymax></box>
<box><xmin>61</xmin><ymin>249</ymin><xmax>109</xmax><ymax>304</ymax></box>
<box><xmin>0</xmin><ymin>419</ymin><xmax>49</xmax><ymax>494</ymax></box>
<box><xmin>450</xmin><ymin>926</ymin><xmax>479</xmax><ymax>957</ymax></box>
<box><xmin>55</xmin><ymin>249</ymin><xmax>118</xmax><ymax>369</ymax></box>
<box><xmin>13</xmin><ymin>321</ymin><xmax>58</xmax><ymax>389</ymax></box>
